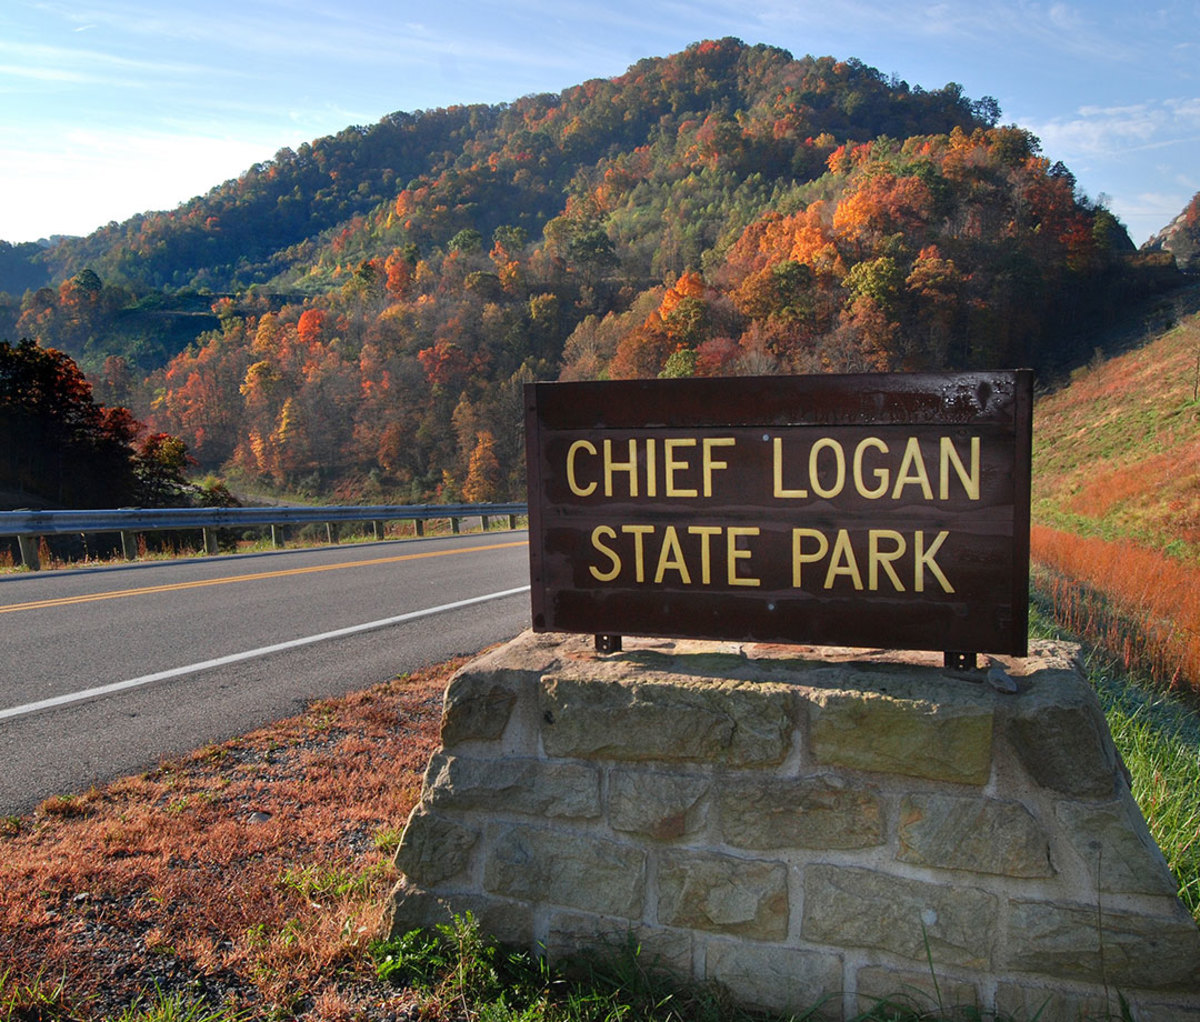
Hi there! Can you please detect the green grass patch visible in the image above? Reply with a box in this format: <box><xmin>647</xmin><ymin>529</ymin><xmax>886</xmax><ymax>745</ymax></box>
<box><xmin>106</xmin><ymin>988</ymin><xmax>249</xmax><ymax>1022</ymax></box>
<box><xmin>372</xmin><ymin>914</ymin><xmax>1076</xmax><ymax>1022</ymax></box>
<box><xmin>275</xmin><ymin>861</ymin><xmax>379</xmax><ymax>903</ymax></box>
<box><xmin>0</xmin><ymin>968</ymin><xmax>76</xmax><ymax>1020</ymax></box>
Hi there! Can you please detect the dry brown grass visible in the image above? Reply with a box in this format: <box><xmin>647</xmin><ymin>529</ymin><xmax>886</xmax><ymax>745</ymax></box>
<box><xmin>0</xmin><ymin>655</ymin><xmax>466</xmax><ymax>1020</ymax></box>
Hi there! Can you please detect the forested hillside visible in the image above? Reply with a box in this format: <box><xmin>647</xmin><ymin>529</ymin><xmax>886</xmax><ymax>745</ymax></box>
<box><xmin>0</xmin><ymin>39</ymin><xmax>1183</xmax><ymax>504</ymax></box>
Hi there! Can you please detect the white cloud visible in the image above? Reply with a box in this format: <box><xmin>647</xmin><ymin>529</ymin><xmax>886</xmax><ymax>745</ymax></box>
<box><xmin>1023</xmin><ymin>98</ymin><xmax>1200</xmax><ymax>159</ymax></box>
<box><xmin>0</xmin><ymin>62</ymin><xmax>92</xmax><ymax>84</ymax></box>
<box><xmin>0</xmin><ymin>128</ymin><xmax>269</xmax><ymax>242</ymax></box>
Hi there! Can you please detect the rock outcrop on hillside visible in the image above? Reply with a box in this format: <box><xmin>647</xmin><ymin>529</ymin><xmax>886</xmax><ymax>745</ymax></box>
<box><xmin>1145</xmin><ymin>192</ymin><xmax>1200</xmax><ymax>270</ymax></box>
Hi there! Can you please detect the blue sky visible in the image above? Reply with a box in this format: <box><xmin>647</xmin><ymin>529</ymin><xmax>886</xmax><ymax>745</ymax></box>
<box><xmin>3</xmin><ymin>0</ymin><xmax>1199</xmax><ymax>247</ymax></box>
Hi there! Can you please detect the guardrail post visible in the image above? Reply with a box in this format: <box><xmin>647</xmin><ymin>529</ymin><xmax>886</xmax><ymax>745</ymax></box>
<box><xmin>326</xmin><ymin>522</ymin><xmax>339</xmax><ymax>544</ymax></box>
<box><xmin>17</xmin><ymin>535</ymin><xmax>40</xmax><ymax>571</ymax></box>
<box><xmin>481</xmin><ymin>515</ymin><xmax>490</xmax><ymax>532</ymax></box>
<box><xmin>508</xmin><ymin>513</ymin><xmax>517</xmax><ymax>530</ymax></box>
<box><xmin>372</xmin><ymin>520</ymin><xmax>385</xmax><ymax>540</ymax></box>
<box><xmin>120</xmin><ymin>531</ymin><xmax>138</xmax><ymax>560</ymax></box>
<box><xmin>202</xmin><ymin>528</ymin><xmax>219</xmax><ymax>555</ymax></box>
<box><xmin>270</xmin><ymin>524</ymin><xmax>284</xmax><ymax>549</ymax></box>
<box><xmin>451</xmin><ymin>517</ymin><xmax>461</xmax><ymax>535</ymax></box>
<box><xmin>414</xmin><ymin>519</ymin><xmax>424</xmax><ymax>538</ymax></box>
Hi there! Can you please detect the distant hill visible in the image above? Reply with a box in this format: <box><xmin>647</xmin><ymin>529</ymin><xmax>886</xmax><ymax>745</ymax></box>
<box><xmin>6</xmin><ymin>40</ymin><xmax>1001</xmax><ymax>295</ymax></box>
<box><xmin>1144</xmin><ymin>193</ymin><xmax>1200</xmax><ymax>271</ymax></box>
<box><xmin>0</xmin><ymin>241</ymin><xmax>54</xmax><ymax>294</ymax></box>
<box><xmin>0</xmin><ymin>38</ymin><xmax>1186</xmax><ymax>502</ymax></box>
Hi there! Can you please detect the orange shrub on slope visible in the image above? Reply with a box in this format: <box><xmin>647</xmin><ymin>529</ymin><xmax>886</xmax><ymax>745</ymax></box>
<box><xmin>1031</xmin><ymin>525</ymin><xmax>1200</xmax><ymax>691</ymax></box>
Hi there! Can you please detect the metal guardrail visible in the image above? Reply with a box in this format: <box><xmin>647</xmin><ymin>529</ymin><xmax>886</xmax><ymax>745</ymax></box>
<box><xmin>0</xmin><ymin>502</ymin><xmax>528</xmax><ymax>571</ymax></box>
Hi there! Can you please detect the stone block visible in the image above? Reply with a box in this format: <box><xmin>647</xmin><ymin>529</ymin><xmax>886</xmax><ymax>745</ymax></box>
<box><xmin>1129</xmin><ymin>997</ymin><xmax>1200</xmax><ymax>1020</ymax></box>
<box><xmin>441</xmin><ymin>676</ymin><xmax>519</xmax><ymax>746</ymax></box>
<box><xmin>483</xmin><ymin>823</ymin><xmax>645</xmax><ymax>919</ymax></box>
<box><xmin>1002</xmin><ymin>672</ymin><xmax>1119</xmax><ymax>798</ymax></box>
<box><xmin>993</xmin><ymin>983</ymin><xmax>1110</xmax><ymax>1022</ymax></box>
<box><xmin>855</xmin><ymin>966</ymin><xmax>977</xmax><ymax>1016</ymax></box>
<box><xmin>424</xmin><ymin>752</ymin><xmax>601</xmax><ymax>819</ymax></box>
<box><xmin>607</xmin><ymin>770</ymin><xmax>710</xmax><ymax>841</ymax></box>
<box><xmin>704</xmin><ymin>940</ymin><xmax>842</xmax><ymax>1020</ymax></box>
<box><xmin>1005</xmin><ymin>899</ymin><xmax>1200</xmax><ymax>989</ymax></box>
<box><xmin>439</xmin><ymin>632</ymin><xmax>565</xmax><ymax>746</ymax></box>
<box><xmin>897</xmin><ymin>793</ymin><xmax>1053</xmax><ymax>877</ymax></box>
<box><xmin>379</xmin><ymin>880</ymin><xmax>533</xmax><ymax>946</ymax></box>
<box><xmin>657</xmin><ymin>849</ymin><xmax>788</xmax><ymax>939</ymax></box>
<box><xmin>808</xmin><ymin>687</ymin><xmax>993</xmax><ymax>785</ymax></box>
<box><xmin>539</xmin><ymin>674</ymin><xmax>794</xmax><ymax>766</ymax></box>
<box><xmin>393</xmin><ymin>805</ymin><xmax>478</xmax><ymax>886</ymax></box>
<box><xmin>802</xmin><ymin>865</ymin><xmax>997</xmax><ymax>970</ymax></box>
<box><xmin>1055</xmin><ymin>797</ymin><xmax>1180</xmax><ymax>895</ymax></box>
<box><xmin>544</xmin><ymin>911</ymin><xmax>693</xmax><ymax>976</ymax></box>
<box><xmin>717</xmin><ymin>775</ymin><xmax>884</xmax><ymax>850</ymax></box>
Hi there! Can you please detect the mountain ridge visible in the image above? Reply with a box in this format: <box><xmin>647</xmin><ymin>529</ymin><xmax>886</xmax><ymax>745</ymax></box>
<box><xmin>3</xmin><ymin>40</ymin><xmax>997</xmax><ymax>295</ymax></box>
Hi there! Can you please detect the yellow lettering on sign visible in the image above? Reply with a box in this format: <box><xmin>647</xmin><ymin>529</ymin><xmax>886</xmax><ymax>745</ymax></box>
<box><xmin>809</xmin><ymin>438</ymin><xmax>846</xmax><ymax>499</ymax></box>
<box><xmin>604</xmin><ymin>438</ymin><xmax>639</xmax><ymax>497</ymax></box>
<box><xmin>726</xmin><ymin>527</ymin><xmax>760</xmax><ymax>586</ymax></box>
<box><xmin>664</xmin><ymin>438</ymin><xmax>697</xmax><ymax>497</ymax></box>
<box><xmin>621</xmin><ymin>524</ymin><xmax>654</xmax><ymax>581</ymax></box>
<box><xmin>654</xmin><ymin>526</ymin><xmax>691</xmax><ymax>584</ymax></box>
<box><xmin>773</xmin><ymin>437</ymin><xmax>808</xmax><ymax>499</ymax></box>
<box><xmin>687</xmin><ymin>526</ymin><xmax>722</xmax><ymax>585</ymax></box>
<box><xmin>567</xmin><ymin>440</ymin><xmax>597</xmax><ymax>497</ymax></box>
<box><xmin>575</xmin><ymin>433</ymin><xmax>982</xmax><ymax>504</ymax></box>
<box><xmin>703</xmin><ymin>437</ymin><xmax>736</xmax><ymax>497</ymax></box>
<box><xmin>916</xmin><ymin>530</ymin><xmax>954</xmax><ymax>593</ymax></box>
<box><xmin>891</xmin><ymin>437</ymin><xmax>934</xmax><ymax>500</ymax></box>
<box><xmin>791</xmin><ymin>527</ymin><xmax>956</xmax><ymax>593</ymax></box>
<box><xmin>589</xmin><ymin>526</ymin><xmax>620</xmax><ymax>581</ymax></box>
<box><xmin>853</xmin><ymin>437</ymin><xmax>889</xmax><ymax>499</ymax></box>
<box><xmin>791</xmin><ymin>528</ymin><xmax>829</xmax><ymax>587</ymax></box>
<box><xmin>824</xmin><ymin>529</ymin><xmax>863</xmax><ymax>590</ymax></box>
<box><xmin>868</xmin><ymin>529</ymin><xmax>906</xmax><ymax>591</ymax></box>
<box><xmin>940</xmin><ymin>436</ymin><xmax>980</xmax><ymax>500</ymax></box>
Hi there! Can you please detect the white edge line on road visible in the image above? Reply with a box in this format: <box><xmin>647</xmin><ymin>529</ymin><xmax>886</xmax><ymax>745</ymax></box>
<box><xmin>0</xmin><ymin>585</ymin><xmax>531</xmax><ymax>723</ymax></box>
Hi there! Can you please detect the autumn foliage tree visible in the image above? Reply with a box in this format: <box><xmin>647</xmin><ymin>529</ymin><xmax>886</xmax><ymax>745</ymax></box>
<box><xmin>0</xmin><ymin>339</ymin><xmax>189</xmax><ymax>508</ymax></box>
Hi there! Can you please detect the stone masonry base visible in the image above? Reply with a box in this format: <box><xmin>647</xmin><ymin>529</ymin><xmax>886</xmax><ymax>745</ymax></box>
<box><xmin>380</xmin><ymin>631</ymin><xmax>1200</xmax><ymax>1021</ymax></box>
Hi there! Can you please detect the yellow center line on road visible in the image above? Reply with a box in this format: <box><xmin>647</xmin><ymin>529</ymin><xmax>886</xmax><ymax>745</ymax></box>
<box><xmin>0</xmin><ymin>539</ymin><xmax>529</xmax><ymax>615</ymax></box>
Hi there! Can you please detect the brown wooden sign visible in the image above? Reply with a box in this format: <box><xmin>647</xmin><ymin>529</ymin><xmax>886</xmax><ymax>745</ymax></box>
<box><xmin>525</xmin><ymin>371</ymin><xmax>1033</xmax><ymax>657</ymax></box>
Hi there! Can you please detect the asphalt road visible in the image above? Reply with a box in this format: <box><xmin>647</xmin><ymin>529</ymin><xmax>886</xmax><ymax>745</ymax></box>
<box><xmin>0</xmin><ymin>532</ymin><xmax>531</xmax><ymax>816</ymax></box>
